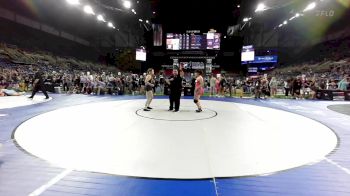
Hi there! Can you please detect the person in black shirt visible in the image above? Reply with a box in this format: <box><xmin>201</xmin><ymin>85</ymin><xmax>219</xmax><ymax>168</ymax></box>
<box><xmin>191</xmin><ymin>76</ymin><xmax>196</xmax><ymax>96</ymax></box>
<box><xmin>167</xmin><ymin>69</ymin><xmax>183</xmax><ymax>112</ymax></box>
<box><xmin>220</xmin><ymin>74</ymin><xmax>227</xmax><ymax>97</ymax></box>
<box><xmin>293</xmin><ymin>77</ymin><xmax>302</xmax><ymax>99</ymax></box>
<box><xmin>28</xmin><ymin>70</ymin><xmax>49</xmax><ymax>99</ymax></box>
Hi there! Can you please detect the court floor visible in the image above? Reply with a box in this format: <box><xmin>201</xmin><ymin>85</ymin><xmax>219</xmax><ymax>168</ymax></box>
<box><xmin>1</xmin><ymin>94</ymin><xmax>350</xmax><ymax>195</ymax></box>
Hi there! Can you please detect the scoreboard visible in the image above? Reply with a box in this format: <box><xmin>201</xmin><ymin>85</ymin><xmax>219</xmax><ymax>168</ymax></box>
<box><xmin>166</xmin><ymin>33</ymin><xmax>221</xmax><ymax>50</ymax></box>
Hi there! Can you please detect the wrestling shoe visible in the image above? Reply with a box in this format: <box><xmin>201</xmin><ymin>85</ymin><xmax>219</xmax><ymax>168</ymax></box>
<box><xmin>195</xmin><ymin>109</ymin><xmax>203</xmax><ymax>113</ymax></box>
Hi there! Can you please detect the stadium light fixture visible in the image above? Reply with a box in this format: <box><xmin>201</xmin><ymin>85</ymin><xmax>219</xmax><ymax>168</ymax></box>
<box><xmin>255</xmin><ymin>3</ymin><xmax>267</xmax><ymax>12</ymax></box>
<box><xmin>97</xmin><ymin>15</ymin><xmax>106</xmax><ymax>22</ymax></box>
<box><xmin>84</xmin><ymin>5</ymin><xmax>95</xmax><ymax>15</ymax></box>
<box><xmin>303</xmin><ymin>2</ymin><xmax>316</xmax><ymax>12</ymax></box>
<box><xmin>66</xmin><ymin>0</ymin><xmax>80</xmax><ymax>5</ymax></box>
<box><xmin>108</xmin><ymin>22</ymin><xmax>115</xmax><ymax>29</ymax></box>
<box><xmin>123</xmin><ymin>1</ymin><xmax>132</xmax><ymax>9</ymax></box>
<box><xmin>243</xmin><ymin>17</ymin><xmax>252</xmax><ymax>22</ymax></box>
<box><xmin>289</xmin><ymin>13</ymin><xmax>301</xmax><ymax>21</ymax></box>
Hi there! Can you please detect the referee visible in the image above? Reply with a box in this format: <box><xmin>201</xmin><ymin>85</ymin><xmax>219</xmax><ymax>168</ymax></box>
<box><xmin>28</xmin><ymin>70</ymin><xmax>50</xmax><ymax>99</ymax></box>
<box><xmin>167</xmin><ymin>69</ymin><xmax>183</xmax><ymax>112</ymax></box>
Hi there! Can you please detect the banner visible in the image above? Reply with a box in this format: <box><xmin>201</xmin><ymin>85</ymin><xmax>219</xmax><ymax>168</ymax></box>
<box><xmin>242</xmin><ymin>55</ymin><xmax>278</xmax><ymax>64</ymax></box>
<box><xmin>152</xmin><ymin>24</ymin><xmax>163</xmax><ymax>46</ymax></box>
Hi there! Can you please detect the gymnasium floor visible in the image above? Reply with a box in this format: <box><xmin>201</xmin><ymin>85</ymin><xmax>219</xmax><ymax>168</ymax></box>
<box><xmin>0</xmin><ymin>94</ymin><xmax>350</xmax><ymax>196</ymax></box>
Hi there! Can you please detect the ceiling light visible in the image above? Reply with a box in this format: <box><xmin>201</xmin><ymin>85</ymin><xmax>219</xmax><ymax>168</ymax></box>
<box><xmin>97</xmin><ymin>15</ymin><xmax>106</xmax><ymax>22</ymax></box>
<box><xmin>84</xmin><ymin>5</ymin><xmax>95</xmax><ymax>15</ymax></box>
<box><xmin>255</xmin><ymin>3</ymin><xmax>267</xmax><ymax>12</ymax></box>
<box><xmin>108</xmin><ymin>22</ymin><xmax>115</xmax><ymax>28</ymax></box>
<box><xmin>123</xmin><ymin>1</ymin><xmax>132</xmax><ymax>9</ymax></box>
<box><xmin>66</xmin><ymin>0</ymin><xmax>80</xmax><ymax>5</ymax></box>
<box><xmin>304</xmin><ymin>2</ymin><xmax>316</xmax><ymax>12</ymax></box>
<box><xmin>283</xmin><ymin>20</ymin><xmax>288</xmax><ymax>25</ymax></box>
<box><xmin>243</xmin><ymin>17</ymin><xmax>252</xmax><ymax>22</ymax></box>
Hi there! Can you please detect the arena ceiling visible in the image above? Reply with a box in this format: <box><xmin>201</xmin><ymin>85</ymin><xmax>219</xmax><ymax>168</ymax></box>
<box><xmin>0</xmin><ymin>0</ymin><xmax>152</xmax><ymax>40</ymax></box>
<box><xmin>240</xmin><ymin>0</ymin><xmax>350</xmax><ymax>31</ymax></box>
<box><xmin>1</xmin><ymin>0</ymin><xmax>348</xmax><ymax>46</ymax></box>
<box><xmin>152</xmin><ymin>0</ymin><xmax>241</xmax><ymax>33</ymax></box>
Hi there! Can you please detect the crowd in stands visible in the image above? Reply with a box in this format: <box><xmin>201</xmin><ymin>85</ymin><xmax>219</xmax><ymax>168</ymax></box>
<box><xmin>204</xmin><ymin>57</ymin><xmax>350</xmax><ymax>99</ymax></box>
<box><xmin>1</xmin><ymin>43</ymin><xmax>349</xmax><ymax>100</ymax></box>
<box><xmin>0</xmin><ymin>59</ymin><xmax>143</xmax><ymax>96</ymax></box>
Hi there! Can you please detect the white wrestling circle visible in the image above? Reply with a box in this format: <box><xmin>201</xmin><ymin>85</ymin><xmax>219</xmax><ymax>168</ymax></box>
<box><xmin>14</xmin><ymin>99</ymin><xmax>338</xmax><ymax>179</ymax></box>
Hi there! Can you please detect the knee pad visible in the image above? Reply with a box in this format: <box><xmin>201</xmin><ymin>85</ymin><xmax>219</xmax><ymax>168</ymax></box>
<box><xmin>194</xmin><ymin>99</ymin><xmax>198</xmax><ymax>103</ymax></box>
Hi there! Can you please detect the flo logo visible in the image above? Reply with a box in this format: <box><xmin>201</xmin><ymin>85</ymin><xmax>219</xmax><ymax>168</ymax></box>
<box><xmin>316</xmin><ymin>10</ymin><xmax>335</xmax><ymax>17</ymax></box>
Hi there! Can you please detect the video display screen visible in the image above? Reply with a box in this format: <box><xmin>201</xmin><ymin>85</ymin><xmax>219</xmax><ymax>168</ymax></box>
<box><xmin>166</xmin><ymin>34</ymin><xmax>180</xmax><ymax>50</ymax></box>
<box><xmin>241</xmin><ymin>45</ymin><xmax>255</xmax><ymax>62</ymax></box>
<box><xmin>136</xmin><ymin>49</ymin><xmax>146</xmax><ymax>61</ymax></box>
<box><xmin>166</xmin><ymin>33</ymin><xmax>221</xmax><ymax>50</ymax></box>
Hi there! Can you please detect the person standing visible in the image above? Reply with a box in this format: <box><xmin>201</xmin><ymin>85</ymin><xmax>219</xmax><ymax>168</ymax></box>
<box><xmin>191</xmin><ymin>74</ymin><xmax>196</xmax><ymax>96</ymax></box>
<box><xmin>284</xmin><ymin>79</ymin><xmax>290</xmax><ymax>96</ymax></box>
<box><xmin>144</xmin><ymin>68</ymin><xmax>155</xmax><ymax>111</ymax></box>
<box><xmin>62</xmin><ymin>74</ymin><xmax>70</xmax><ymax>93</ymax></box>
<box><xmin>254</xmin><ymin>77</ymin><xmax>262</xmax><ymax>99</ymax></box>
<box><xmin>269</xmin><ymin>77</ymin><xmax>278</xmax><ymax>97</ymax></box>
<box><xmin>219</xmin><ymin>74</ymin><xmax>227</xmax><ymax>97</ymax></box>
<box><xmin>194</xmin><ymin>70</ymin><xmax>204</xmax><ymax>113</ymax></box>
<box><xmin>159</xmin><ymin>74</ymin><xmax>165</xmax><ymax>95</ymax></box>
<box><xmin>215</xmin><ymin>76</ymin><xmax>221</xmax><ymax>97</ymax></box>
<box><xmin>28</xmin><ymin>69</ymin><xmax>49</xmax><ymax>99</ymax></box>
<box><xmin>293</xmin><ymin>76</ymin><xmax>302</xmax><ymax>99</ymax></box>
<box><xmin>338</xmin><ymin>75</ymin><xmax>349</xmax><ymax>91</ymax></box>
<box><xmin>167</xmin><ymin>69</ymin><xmax>183</xmax><ymax>112</ymax></box>
<box><xmin>209</xmin><ymin>74</ymin><xmax>217</xmax><ymax>97</ymax></box>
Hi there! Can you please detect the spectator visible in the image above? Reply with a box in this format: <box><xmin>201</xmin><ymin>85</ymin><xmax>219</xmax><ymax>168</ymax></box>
<box><xmin>338</xmin><ymin>75</ymin><xmax>349</xmax><ymax>91</ymax></box>
<box><xmin>209</xmin><ymin>74</ymin><xmax>217</xmax><ymax>97</ymax></box>
<box><xmin>269</xmin><ymin>77</ymin><xmax>278</xmax><ymax>97</ymax></box>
